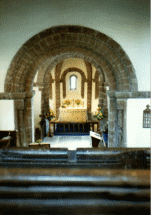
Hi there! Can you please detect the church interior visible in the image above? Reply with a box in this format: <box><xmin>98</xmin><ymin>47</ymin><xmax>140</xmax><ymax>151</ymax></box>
<box><xmin>0</xmin><ymin>0</ymin><xmax>150</xmax><ymax>214</ymax></box>
<box><xmin>33</xmin><ymin>57</ymin><xmax>108</xmax><ymax>149</ymax></box>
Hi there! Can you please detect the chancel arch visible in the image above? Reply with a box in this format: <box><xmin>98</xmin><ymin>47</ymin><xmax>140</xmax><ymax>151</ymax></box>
<box><xmin>4</xmin><ymin>25</ymin><xmax>138</xmax><ymax>147</ymax></box>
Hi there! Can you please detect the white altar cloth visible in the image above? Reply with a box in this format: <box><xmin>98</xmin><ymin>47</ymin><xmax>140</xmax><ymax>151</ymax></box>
<box><xmin>59</xmin><ymin>107</ymin><xmax>88</xmax><ymax>122</ymax></box>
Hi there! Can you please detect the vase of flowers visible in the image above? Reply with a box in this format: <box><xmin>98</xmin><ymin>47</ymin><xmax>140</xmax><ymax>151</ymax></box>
<box><xmin>45</xmin><ymin>108</ymin><xmax>55</xmax><ymax>121</ymax></box>
<box><xmin>35</xmin><ymin>139</ymin><xmax>42</xmax><ymax>144</ymax></box>
<box><xmin>64</xmin><ymin>100</ymin><xmax>71</xmax><ymax>107</ymax></box>
<box><xmin>75</xmin><ymin>99</ymin><xmax>81</xmax><ymax>106</ymax></box>
<box><xmin>93</xmin><ymin>107</ymin><xmax>104</xmax><ymax>120</ymax></box>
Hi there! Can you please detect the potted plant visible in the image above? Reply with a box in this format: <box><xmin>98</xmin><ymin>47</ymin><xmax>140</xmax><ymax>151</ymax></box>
<box><xmin>45</xmin><ymin>108</ymin><xmax>55</xmax><ymax>121</ymax></box>
<box><xmin>35</xmin><ymin>139</ymin><xmax>42</xmax><ymax>144</ymax></box>
<box><xmin>75</xmin><ymin>99</ymin><xmax>81</xmax><ymax>106</ymax></box>
<box><xmin>64</xmin><ymin>100</ymin><xmax>71</xmax><ymax>106</ymax></box>
<box><xmin>93</xmin><ymin>107</ymin><xmax>104</xmax><ymax>120</ymax></box>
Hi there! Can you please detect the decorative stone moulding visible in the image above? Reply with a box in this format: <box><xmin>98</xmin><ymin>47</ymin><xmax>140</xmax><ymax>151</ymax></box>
<box><xmin>0</xmin><ymin>91</ymin><xmax>35</xmax><ymax>100</ymax></box>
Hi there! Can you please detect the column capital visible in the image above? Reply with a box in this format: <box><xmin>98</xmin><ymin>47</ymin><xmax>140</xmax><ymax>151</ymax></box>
<box><xmin>15</xmin><ymin>99</ymin><xmax>24</xmax><ymax>109</ymax></box>
<box><xmin>0</xmin><ymin>91</ymin><xmax>35</xmax><ymax>100</ymax></box>
<box><xmin>25</xmin><ymin>91</ymin><xmax>35</xmax><ymax>98</ymax></box>
<box><xmin>107</xmin><ymin>91</ymin><xmax>151</xmax><ymax>99</ymax></box>
<box><xmin>116</xmin><ymin>99</ymin><xmax>127</xmax><ymax>110</ymax></box>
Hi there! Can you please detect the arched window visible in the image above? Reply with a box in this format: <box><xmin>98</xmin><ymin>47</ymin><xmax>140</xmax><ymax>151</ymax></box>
<box><xmin>70</xmin><ymin>75</ymin><xmax>77</xmax><ymax>90</ymax></box>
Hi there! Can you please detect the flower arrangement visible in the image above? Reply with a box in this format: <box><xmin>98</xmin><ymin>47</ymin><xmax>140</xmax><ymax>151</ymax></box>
<box><xmin>93</xmin><ymin>107</ymin><xmax>104</xmax><ymax>120</ymax></box>
<box><xmin>75</xmin><ymin>99</ymin><xmax>81</xmax><ymax>105</ymax></box>
<box><xmin>64</xmin><ymin>100</ymin><xmax>71</xmax><ymax>105</ymax></box>
<box><xmin>45</xmin><ymin>108</ymin><xmax>55</xmax><ymax>121</ymax></box>
<box><xmin>36</xmin><ymin>139</ymin><xmax>42</xmax><ymax>144</ymax></box>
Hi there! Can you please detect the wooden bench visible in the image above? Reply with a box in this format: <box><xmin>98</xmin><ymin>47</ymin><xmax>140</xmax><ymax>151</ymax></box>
<box><xmin>0</xmin><ymin>148</ymin><xmax>150</xmax><ymax>214</ymax></box>
<box><xmin>0</xmin><ymin>166</ymin><xmax>149</xmax><ymax>214</ymax></box>
<box><xmin>0</xmin><ymin>148</ymin><xmax>150</xmax><ymax>169</ymax></box>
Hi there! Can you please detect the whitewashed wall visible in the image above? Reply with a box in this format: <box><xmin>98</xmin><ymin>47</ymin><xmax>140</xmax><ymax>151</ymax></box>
<box><xmin>127</xmin><ymin>99</ymin><xmax>150</xmax><ymax>147</ymax></box>
<box><xmin>0</xmin><ymin>0</ymin><xmax>150</xmax><ymax>92</ymax></box>
<box><xmin>33</xmin><ymin>87</ymin><xmax>41</xmax><ymax>128</ymax></box>
<box><xmin>0</xmin><ymin>100</ymin><xmax>15</xmax><ymax>130</ymax></box>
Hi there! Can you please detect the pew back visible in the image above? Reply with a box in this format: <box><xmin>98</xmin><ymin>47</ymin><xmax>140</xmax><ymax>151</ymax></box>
<box><xmin>0</xmin><ymin>147</ymin><xmax>150</xmax><ymax>214</ymax></box>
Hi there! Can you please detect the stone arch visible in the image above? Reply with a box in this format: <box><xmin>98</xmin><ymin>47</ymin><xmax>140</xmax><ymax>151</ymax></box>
<box><xmin>49</xmin><ymin>73</ymin><xmax>54</xmax><ymax>100</ymax></box>
<box><xmin>94</xmin><ymin>71</ymin><xmax>101</xmax><ymax>99</ymax></box>
<box><xmin>5</xmin><ymin>25</ymin><xmax>137</xmax><ymax>93</ymax></box>
<box><xmin>4</xmin><ymin>25</ymin><xmax>138</xmax><ymax>147</ymax></box>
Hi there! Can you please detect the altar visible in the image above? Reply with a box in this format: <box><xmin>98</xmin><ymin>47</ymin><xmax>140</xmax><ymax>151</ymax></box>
<box><xmin>59</xmin><ymin>107</ymin><xmax>88</xmax><ymax>122</ymax></box>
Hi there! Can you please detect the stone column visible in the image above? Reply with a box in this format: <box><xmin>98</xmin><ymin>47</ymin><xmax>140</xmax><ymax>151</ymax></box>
<box><xmin>98</xmin><ymin>82</ymin><xmax>108</xmax><ymax>133</ymax></box>
<box><xmin>55</xmin><ymin>79</ymin><xmax>60</xmax><ymax>120</ymax></box>
<box><xmin>55</xmin><ymin>63</ymin><xmax>62</xmax><ymax>120</ymax></box>
<box><xmin>14</xmin><ymin>99</ymin><xmax>26</xmax><ymax>147</ymax></box>
<box><xmin>98</xmin><ymin>82</ymin><xmax>107</xmax><ymax>112</ymax></box>
<box><xmin>108</xmin><ymin>98</ymin><xmax>127</xmax><ymax>148</ymax></box>
<box><xmin>116</xmin><ymin>99</ymin><xmax>127</xmax><ymax>147</ymax></box>
<box><xmin>87</xmin><ymin>70</ymin><xmax>92</xmax><ymax>120</ymax></box>
<box><xmin>39</xmin><ymin>87</ymin><xmax>45</xmax><ymax>116</ymax></box>
<box><xmin>40</xmin><ymin>86</ymin><xmax>49</xmax><ymax>117</ymax></box>
<box><xmin>87</xmin><ymin>79</ymin><xmax>92</xmax><ymax>119</ymax></box>
<box><xmin>39</xmin><ymin>88</ymin><xmax>48</xmax><ymax>140</ymax></box>
<box><xmin>24</xmin><ymin>97</ymin><xmax>34</xmax><ymax>145</ymax></box>
<box><xmin>103</xmin><ymin>83</ymin><xmax>109</xmax><ymax>118</ymax></box>
<box><xmin>107</xmin><ymin>91</ymin><xmax>128</xmax><ymax>148</ymax></box>
<box><xmin>108</xmin><ymin>97</ymin><xmax>117</xmax><ymax>147</ymax></box>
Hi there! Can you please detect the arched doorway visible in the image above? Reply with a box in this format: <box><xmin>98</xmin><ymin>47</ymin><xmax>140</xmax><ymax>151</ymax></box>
<box><xmin>4</xmin><ymin>25</ymin><xmax>138</xmax><ymax>147</ymax></box>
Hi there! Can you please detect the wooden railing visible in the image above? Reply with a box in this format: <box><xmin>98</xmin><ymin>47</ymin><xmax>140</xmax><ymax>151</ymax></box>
<box><xmin>50</xmin><ymin>121</ymin><xmax>99</xmax><ymax>134</ymax></box>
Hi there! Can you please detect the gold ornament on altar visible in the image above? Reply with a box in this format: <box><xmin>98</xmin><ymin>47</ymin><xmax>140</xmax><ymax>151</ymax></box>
<box><xmin>45</xmin><ymin>108</ymin><xmax>55</xmax><ymax>121</ymax></box>
<box><xmin>93</xmin><ymin>107</ymin><xmax>104</xmax><ymax>120</ymax></box>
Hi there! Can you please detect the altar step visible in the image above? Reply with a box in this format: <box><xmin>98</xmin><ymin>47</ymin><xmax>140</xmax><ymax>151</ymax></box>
<box><xmin>43</xmin><ymin>136</ymin><xmax>92</xmax><ymax>150</ymax></box>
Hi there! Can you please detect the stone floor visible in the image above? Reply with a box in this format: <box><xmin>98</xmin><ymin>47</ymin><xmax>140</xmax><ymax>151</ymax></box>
<box><xmin>43</xmin><ymin>135</ymin><xmax>92</xmax><ymax>150</ymax></box>
<box><xmin>43</xmin><ymin>135</ymin><xmax>106</xmax><ymax>150</ymax></box>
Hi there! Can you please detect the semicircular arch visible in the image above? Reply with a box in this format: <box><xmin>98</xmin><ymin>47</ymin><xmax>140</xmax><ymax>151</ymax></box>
<box><xmin>4</xmin><ymin>25</ymin><xmax>138</xmax><ymax>93</ymax></box>
<box><xmin>3</xmin><ymin>25</ymin><xmax>138</xmax><ymax>147</ymax></box>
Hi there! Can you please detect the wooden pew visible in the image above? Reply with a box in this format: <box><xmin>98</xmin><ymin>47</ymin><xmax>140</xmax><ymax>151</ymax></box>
<box><xmin>76</xmin><ymin>148</ymin><xmax>150</xmax><ymax>169</ymax></box>
<box><xmin>0</xmin><ymin>166</ymin><xmax>150</xmax><ymax>214</ymax></box>
<box><xmin>0</xmin><ymin>148</ymin><xmax>69</xmax><ymax>166</ymax></box>
<box><xmin>0</xmin><ymin>148</ymin><xmax>150</xmax><ymax>214</ymax></box>
<box><xmin>0</xmin><ymin>148</ymin><xmax>150</xmax><ymax>169</ymax></box>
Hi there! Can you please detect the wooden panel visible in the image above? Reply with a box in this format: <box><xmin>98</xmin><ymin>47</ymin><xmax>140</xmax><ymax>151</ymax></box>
<box><xmin>0</xmin><ymin>164</ymin><xmax>149</xmax><ymax>214</ymax></box>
